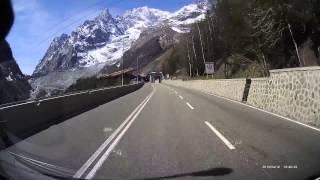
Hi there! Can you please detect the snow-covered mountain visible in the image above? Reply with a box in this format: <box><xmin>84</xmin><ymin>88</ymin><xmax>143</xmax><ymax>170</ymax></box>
<box><xmin>33</xmin><ymin>1</ymin><xmax>209</xmax><ymax>77</ymax></box>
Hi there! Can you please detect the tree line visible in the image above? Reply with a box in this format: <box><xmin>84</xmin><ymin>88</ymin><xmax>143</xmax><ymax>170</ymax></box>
<box><xmin>164</xmin><ymin>0</ymin><xmax>320</xmax><ymax>78</ymax></box>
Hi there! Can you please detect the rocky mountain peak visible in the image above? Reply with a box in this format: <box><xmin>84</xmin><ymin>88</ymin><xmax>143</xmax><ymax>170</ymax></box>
<box><xmin>51</xmin><ymin>33</ymin><xmax>69</xmax><ymax>50</ymax></box>
<box><xmin>121</xmin><ymin>6</ymin><xmax>170</xmax><ymax>28</ymax></box>
<box><xmin>96</xmin><ymin>9</ymin><xmax>112</xmax><ymax>20</ymax></box>
<box><xmin>124</xmin><ymin>6</ymin><xmax>170</xmax><ymax>18</ymax></box>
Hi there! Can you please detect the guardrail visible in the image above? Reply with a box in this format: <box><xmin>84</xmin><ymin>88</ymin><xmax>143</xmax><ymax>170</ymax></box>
<box><xmin>0</xmin><ymin>83</ymin><xmax>144</xmax><ymax>147</ymax></box>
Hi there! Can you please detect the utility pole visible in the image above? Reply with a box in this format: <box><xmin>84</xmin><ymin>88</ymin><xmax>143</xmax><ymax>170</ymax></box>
<box><xmin>288</xmin><ymin>22</ymin><xmax>303</xmax><ymax>66</ymax></box>
<box><xmin>121</xmin><ymin>38</ymin><xmax>125</xmax><ymax>86</ymax></box>
<box><xmin>197</xmin><ymin>23</ymin><xmax>207</xmax><ymax>79</ymax></box>
<box><xmin>191</xmin><ymin>33</ymin><xmax>199</xmax><ymax>77</ymax></box>
<box><xmin>136</xmin><ymin>56</ymin><xmax>139</xmax><ymax>84</ymax></box>
<box><xmin>186</xmin><ymin>42</ymin><xmax>192</xmax><ymax>77</ymax></box>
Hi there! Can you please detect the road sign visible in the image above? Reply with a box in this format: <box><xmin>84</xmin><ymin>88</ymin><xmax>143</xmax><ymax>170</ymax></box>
<box><xmin>205</xmin><ymin>62</ymin><xmax>215</xmax><ymax>74</ymax></box>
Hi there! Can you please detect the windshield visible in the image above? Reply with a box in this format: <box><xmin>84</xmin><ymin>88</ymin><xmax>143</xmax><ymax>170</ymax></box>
<box><xmin>1</xmin><ymin>0</ymin><xmax>320</xmax><ymax>179</ymax></box>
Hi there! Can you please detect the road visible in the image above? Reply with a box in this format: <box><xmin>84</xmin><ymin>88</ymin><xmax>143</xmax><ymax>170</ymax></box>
<box><xmin>1</xmin><ymin>83</ymin><xmax>320</xmax><ymax>180</ymax></box>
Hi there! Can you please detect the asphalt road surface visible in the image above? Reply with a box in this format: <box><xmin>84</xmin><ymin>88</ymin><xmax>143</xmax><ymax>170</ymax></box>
<box><xmin>1</xmin><ymin>83</ymin><xmax>320</xmax><ymax>180</ymax></box>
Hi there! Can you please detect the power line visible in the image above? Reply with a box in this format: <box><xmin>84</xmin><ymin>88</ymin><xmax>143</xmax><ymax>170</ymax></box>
<box><xmin>44</xmin><ymin>0</ymin><xmax>117</xmax><ymax>33</ymax></box>
<box><xmin>32</xmin><ymin>0</ymin><xmax>126</xmax><ymax>49</ymax></box>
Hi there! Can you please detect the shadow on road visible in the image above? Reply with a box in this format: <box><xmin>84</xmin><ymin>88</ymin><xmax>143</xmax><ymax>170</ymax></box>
<box><xmin>305</xmin><ymin>173</ymin><xmax>320</xmax><ymax>180</ymax></box>
<box><xmin>135</xmin><ymin>167</ymin><xmax>233</xmax><ymax>180</ymax></box>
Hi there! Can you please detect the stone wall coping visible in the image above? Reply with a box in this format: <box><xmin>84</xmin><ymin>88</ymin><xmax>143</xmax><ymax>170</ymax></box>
<box><xmin>187</xmin><ymin>78</ymin><xmax>246</xmax><ymax>82</ymax></box>
<box><xmin>251</xmin><ymin>78</ymin><xmax>269</xmax><ymax>81</ymax></box>
<box><xmin>209</xmin><ymin>78</ymin><xmax>246</xmax><ymax>81</ymax></box>
<box><xmin>270</xmin><ymin>66</ymin><xmax>320</xmax><ymax>73</ymax></box>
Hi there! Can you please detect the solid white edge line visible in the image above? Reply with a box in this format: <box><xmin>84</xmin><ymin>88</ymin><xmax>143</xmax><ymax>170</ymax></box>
<box><xmin>73</xmin><ymin>87</ymin><xmax>154</xmax><ymax>178</ymax></box>
<box><xmin>205</xmin><ymin>121</ymin><xmax>235</xmax><ymax>150</ymax></box>
<box><xmin>0</xmin><ymin>101</ymin><xmax>35</xmax><ymax>110</ymax></box>
<box><xmin>186</xmin><ymin>102</ymin><xmax>194</xmax><ymax>110</ymax></box>
<box><xmin>178</xmin><ymin>95</ymin><xmax>184</xmax><ymax>100</ymax></box>
<box><xmin>0</xmin><ymin>84</ymin><xmax>140</xmax><ymax>110</ymax></box>
<box><xmin>163</xmin><ymin>85</ymin><xmax>175</xmax><ymax>93</ymax></box>
<box><xmin>85</xmin><ymin>90</ymin><xmax>155</xmax><ymax>179</ymax></box>
<box><xmin>39</xmin><ymin>91</ymin><xmax>87</xmax><ymax>102</ymax></box>
<box><xmin>200</xmin><ymin>91</ymin><xmax>320</xmax><ymax>134</ymax></box>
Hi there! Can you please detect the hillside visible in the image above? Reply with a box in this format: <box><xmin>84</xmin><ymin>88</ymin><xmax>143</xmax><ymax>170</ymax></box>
<box><xmin>0</xmin><ymin>40</ymin><xmax>31</xmax><ymax>104</ymax></box>
<box><xmin>163</xmin><ymin>0</ymin><xmax>320</xmax><ymax>78</ymax></box>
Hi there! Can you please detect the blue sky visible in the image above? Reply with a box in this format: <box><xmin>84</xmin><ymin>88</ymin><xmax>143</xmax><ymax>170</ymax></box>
<box><xmin>7</xmin><ymin>0</ymin><xmax>193</xmax><ymax>75</ymax></box>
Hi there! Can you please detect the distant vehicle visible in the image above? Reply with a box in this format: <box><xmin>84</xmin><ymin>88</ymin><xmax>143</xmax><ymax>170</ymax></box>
<box><xmin>147</xmin><ymin>72</ymin><xmax>163</xmax><ymax>83</ymax></box>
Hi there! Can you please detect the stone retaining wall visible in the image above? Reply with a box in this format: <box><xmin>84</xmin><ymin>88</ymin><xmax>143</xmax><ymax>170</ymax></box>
<box><xmin>247</xmin><ymin>67</ymin><xmax>320</xmax><ymax>127</ymax></box>
<box><xmin>164</xmin><ymin>79</ymin><xmax>247</xmax><ymax>102</ymax></box>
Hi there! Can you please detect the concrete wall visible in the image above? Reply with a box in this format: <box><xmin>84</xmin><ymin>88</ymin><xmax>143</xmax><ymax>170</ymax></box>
<box><xmin>164</xmin><ymin>79</ymin><xmax>247</xmax><ymax>101</ymax></box>
<box><xmin>247</xmin><ymin>67</ymin><xmax>320</xmax><ymax>127</ymax></box>
<box><xmin>0</xmin><ymin>83</ymin><xmax>144</xmax><ymax>145</ymax></box>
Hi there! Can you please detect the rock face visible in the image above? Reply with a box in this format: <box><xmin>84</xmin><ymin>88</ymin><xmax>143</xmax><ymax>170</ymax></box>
<box><xmin>33</xmin><ymin>34</ymin><xmax>75</xmax><ymax>77</ymax></box>
<box><xmin>100</xmin><ymin>26</ymin><xmax>177</xmax><ymax>75</ymax></box>
<box><xmin>299</xmin><ymin>38</ymin><xmax>320</xmax><ymax>66</ymax></box>
<box><xmin>0</xmin><ymin>40</ymin><xmax>31</xmax><ymax>104</ymax></box>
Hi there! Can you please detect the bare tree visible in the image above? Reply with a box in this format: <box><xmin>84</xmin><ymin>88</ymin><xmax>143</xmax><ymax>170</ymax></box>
<box><xmin>186</xmin><ymin>42</ymin><xmax>192</xmax><ymax>77</ymax></box>
<box><xmin>287</xmin><ymin>22</ymin><xmax>303</xmax><ymax>66</ymax></box>
<box><xmin>197</xmin><ymin>23</ymin><xmax>207</xmax><ymax>66</ymax></box>
<box><xmin>191</xmin><ymin>33</ymin><xmax>199</xmax><ymax>76</ymax></box>
<box><xmin>251</xmin><ymin>7</ymin><xmax>285</xmax><ymax>72</ymax></box>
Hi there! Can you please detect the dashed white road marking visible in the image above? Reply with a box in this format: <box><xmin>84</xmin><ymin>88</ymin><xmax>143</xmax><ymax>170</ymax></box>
<box><xmin>205</xmin><ymin>121</ymin><xmax>235</xmax><ymax>150</ymax></box>
<box><xmin>186</xmin><ymin>102</ymin><xmax>194</xmax><ymax>110</ymax></box>
<box><xmin>178</xmin><ymin>95</ymin><xmax>184</xmax><ymax>100</ymax></box>
<box><xmin>164</xmin><ymin>85</ymin><xmax>176</xmax><ymax>94</ymax></box>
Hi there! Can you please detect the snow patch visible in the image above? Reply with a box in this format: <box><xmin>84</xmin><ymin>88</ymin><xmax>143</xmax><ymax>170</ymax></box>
<box><xmin>171</xmin><ymin>27</ymin><xmax>185</xmax><ymax>33</ymax></box>
<box><xmin>5</xmin><ymin>75</ymin><xmax>13</xmax><ymax>82</ymax></box>
<box><xmin>5</xmin><ymin>72</ymin><xmax>14</xmax><ymax>82</ymax></box>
